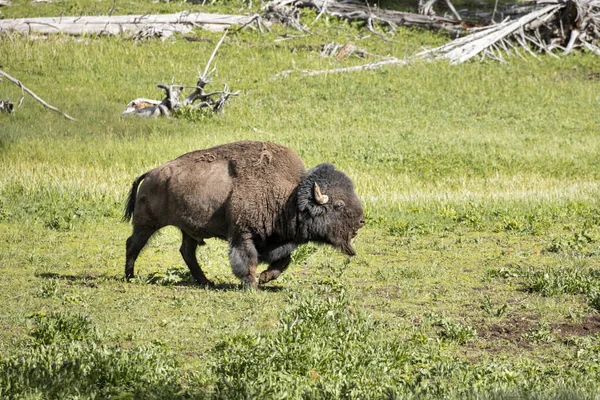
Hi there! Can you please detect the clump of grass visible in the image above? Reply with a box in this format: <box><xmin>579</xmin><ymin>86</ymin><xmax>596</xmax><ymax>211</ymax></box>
<box><xmin>0</xmin><ymin>312</ymin><xmax>193</xmax><ymax>399</ymax></box>
<box><xmin>545</xmin><ymin>230</ymin><xmax>595</xmax><ymax>254</ymax></box>
<box><xmin>212</xmin><ymin>287</ymin><xmax>396</xmax><ymax>398</ymax></box>
<box><xmin>523</xmin><ymin>265</ymin><xmax>600</xmax><ymax>297</ymax></box>
<box><xmin>522</xmin><ymin>262</ymin><xmax>600</xmax><ymax>310</ymax></box>
<box><xmin>211</xmin><ymin>289</ymin><xmax>600</xmax><ymax>398</ymax></box>
<box><xmin>586</xmin><ymin>290</ymin><xmax>600</xmax><ymax>311</ymax></box>
<box><xmin>486</xmin><ymin>265</ymin><xmax>523</xmax><ymax>280</ymax></box>
<box><xmin>28</xmin><ymin>312</ymin><xmax>96</xmax><ymax>344</ymax></box>
<box><xmin>146</xmin><ymin>265</ymin><xmax>194</xmax><ymax>286</ymax></box>
<box><xmin>35</xmin><ymin>279</ymin><xmax>60</xmax><ymax>299</ymax></box>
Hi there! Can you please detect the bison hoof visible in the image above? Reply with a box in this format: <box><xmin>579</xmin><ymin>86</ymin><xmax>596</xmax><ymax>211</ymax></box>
<box><xmin>258</xmin><ymin>270</ymin><xmax>280</xmax><ymax>285</ymax></box>
<box><xmin>197</xmin><ymin>279</ymin><xmax>215</xmax><ymax>288</ymax></box>
<box><xmin>240</xmin><ymin>277</ymin><xmax>258</xmax><ymax>290</ymax></box>
<box><xmin>258</xmin><ymin>274</ymin><xmax>270</xmax><ymax>285</ymax></box>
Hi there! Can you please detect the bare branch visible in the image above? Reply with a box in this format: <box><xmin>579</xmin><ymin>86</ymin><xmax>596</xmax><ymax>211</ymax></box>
<box><xmin>202</xmin><ymin>29</ymin><xmax>228</xmax><ymax>79</ymax></box>
<box><xmin>444</xmin><ymin>0</ymin><xmax>462</xmax><ymax>21</ymax></box>
<box><xmin>272</xmin><ymin>57</ymin><xmax>409</xmax><ymax>79</ymax></box>
<box><xmin>0</xmin><ymin>69</ymin><xmax>76</xmax><ymax>121</ymax></box>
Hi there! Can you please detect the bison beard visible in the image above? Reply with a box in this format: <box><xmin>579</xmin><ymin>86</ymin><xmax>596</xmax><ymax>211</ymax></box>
<box><xmin>123</xmin><ymin>141</ymin><xmax>365</xmax><ymax>288</ymax></box>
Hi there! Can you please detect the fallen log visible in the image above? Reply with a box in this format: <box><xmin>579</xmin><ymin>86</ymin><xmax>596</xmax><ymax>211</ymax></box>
<box><xmin>264</xmin><ymin>0</ymin><xmax>467</xmax><ymax>36</ymax></box>
<box><xmin>0</xmin><ymin>12</ymin><xmax>266</xmax><ymax>36</ymax></box>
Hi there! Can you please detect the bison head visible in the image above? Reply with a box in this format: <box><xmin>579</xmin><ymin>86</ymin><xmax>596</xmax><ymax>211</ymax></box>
<box><xmin>297</xmin><ymin>163</ymin><xmax>365</xmax><ymax>256</ymax></box>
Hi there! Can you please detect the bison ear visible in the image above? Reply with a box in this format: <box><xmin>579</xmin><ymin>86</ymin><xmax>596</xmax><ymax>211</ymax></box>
<box><xmin>298</xmin><ymin>163</ymin><xmax>336</xmax><ymax>217</ymax></box>
<box><xmin>314</xmin><ymin>183</ymin><xmax>329</xmax><ymax>205</ymax></box>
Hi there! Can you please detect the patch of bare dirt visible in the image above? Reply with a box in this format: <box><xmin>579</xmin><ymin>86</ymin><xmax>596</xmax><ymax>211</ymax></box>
<box><xmin>479</xmin><ymin>315</ymin><xmax>536</xmax><ymax>341</ymax></box>
<box><xmin>554</xmin><ymin>314</ymin><xmax>600</xmax><ymax>337</ymax></box>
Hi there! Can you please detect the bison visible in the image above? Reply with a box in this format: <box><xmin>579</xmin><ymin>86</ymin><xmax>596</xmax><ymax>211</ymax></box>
<box><xmin>123</xmin><ymin>141</ymin><xmax>365</xmax><ymax>288</ymax></box>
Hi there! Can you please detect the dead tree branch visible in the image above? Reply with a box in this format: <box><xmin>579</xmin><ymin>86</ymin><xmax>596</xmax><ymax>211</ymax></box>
<box><xmin>265</xmin><ymin>0</ymin><xmax>466</xmax><ymax>36</ymax></box>
<box><xmin>0</xmin><ymin>69</ymin><xmax>76</xmax><ymax>120</ymax></box>
<box><xmin>123</xmin><ymin>31</ymin><xmax>238</xmax><ymax>118</ymax></box>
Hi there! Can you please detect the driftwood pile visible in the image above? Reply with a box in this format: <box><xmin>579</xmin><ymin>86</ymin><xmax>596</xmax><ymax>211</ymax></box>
<box><xmin>419</xmin><ymin>0</ymin><xmax>600</xmax><ymax>62</ymax></box>
<box><xmin>122</xmin><ymin>31</ymin><xmax>238</xmax><ymax>118</ymax></box>
<box><xmin>269</xmin><ymin>0</ymin><xmax>600</xmax><ymax>77</ymax></box>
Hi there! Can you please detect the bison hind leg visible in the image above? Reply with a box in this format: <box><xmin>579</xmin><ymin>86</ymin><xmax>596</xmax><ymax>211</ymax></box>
<box><xmin>125</xmin><ymin>228</ymin><xmax>157</xmax><ymax>280</ymax></box>
<box><xmin>180</xmin><ymin>231</ymin><xmax>214</xmax><ymax>287</ymax></box>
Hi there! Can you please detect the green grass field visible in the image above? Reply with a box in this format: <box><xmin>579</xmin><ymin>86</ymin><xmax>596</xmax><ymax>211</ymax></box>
<box><xmin>1</xmin><ymin>0</ymin><xmax>600</xmax><ymax>398</ymax></box>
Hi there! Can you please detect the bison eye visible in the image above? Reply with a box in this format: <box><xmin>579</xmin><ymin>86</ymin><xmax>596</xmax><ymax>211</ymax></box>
<box><xmin>334</xmin><ymin>200</ymin><xmax>345</xmax><ymax>210</ymax></box>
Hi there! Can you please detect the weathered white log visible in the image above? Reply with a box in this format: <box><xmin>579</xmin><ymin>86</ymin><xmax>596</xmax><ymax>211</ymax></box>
<box><xmin>418</xmin><ymin>3</ymin><xmax>563</xmax><ymax>63</ymax></box>
<box><xmin>0</xmin><ymin>12</ymin><xmax>264</xmax><ymax>35</ymax></box>
<box><xmin>0</xmin><ymin>0</ymin><xmax>12</xmax><ymax>6</ymax></box>
<box><xmin>2</xmin><ymin>23</ymin><xmax>194</xmax><ymax>36</ymax></box>
<box><xmin>122</xmin><ymin>98</ymin><xmax>162</xmax><ymax>117</ymax></box>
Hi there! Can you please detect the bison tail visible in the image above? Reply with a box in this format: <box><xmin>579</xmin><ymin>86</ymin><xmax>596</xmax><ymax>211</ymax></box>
<box><xmin>122</xmin><ymin>172</ymin><xmax>148</xmax><ymax>223</ymax></box>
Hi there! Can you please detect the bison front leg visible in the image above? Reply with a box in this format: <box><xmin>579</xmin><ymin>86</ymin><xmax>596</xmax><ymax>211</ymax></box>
<box><xmin>259</xmin><ymin>255</ymin><xmax>291</xmax><ymax>285</ymax></box>
<box><xmin>180</xmin><ymin>231</ymin><xmax>214</xmax><ymax>287</ymax></box>
<box><xmin>229</xmin><ymin>233</ymin><xmax>259</xmax><ymax>289</ymax></box>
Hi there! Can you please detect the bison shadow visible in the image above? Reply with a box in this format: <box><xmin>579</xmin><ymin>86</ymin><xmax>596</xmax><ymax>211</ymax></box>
<box><xmin>36</xmin><ymin>272</ymin><xmax>284</xmax><ymax>292</ymax></box>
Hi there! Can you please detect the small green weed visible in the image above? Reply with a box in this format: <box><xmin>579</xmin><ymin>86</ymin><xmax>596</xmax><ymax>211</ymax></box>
<box><xmin>146</xmin><ymin>265</ymin><xmax>193</xmax><ymax>286</ymax></box>
<box><xmin>35</xmin><ymin>279</ymin><xmax>60</xmax><ymax>299</ymax></box>
<box><xmin>523</xmin><ymin>322</ymin><xmax>555</xmax><ymax>344</ymax></box>
<box><xmin>487</xmin><ymin>265</ymin><xmax>522</xmax><ymax>280</ymax></box>
<box><xmin>173</xmin><ymin>105</ymin><xmax>218</xmax><ymax>122</ymax></box>
<box><xmin>587</xmin><ymin>290</ymin><xmax>600</xmax><ymax>311</ymax></box>
<box><xmin>480</xmin><ymin>295</ymin><xmax>509</xmax><ymax>318</ymax></box>
<box><xmin>423</xmin><ymin>312</ymin><xmax>478</xmax><ymax>344</ymax></box>
<box><xmin>291</xmin><ymin>243</ymin><xmax>318</xmax><ymax>265</ymax></box>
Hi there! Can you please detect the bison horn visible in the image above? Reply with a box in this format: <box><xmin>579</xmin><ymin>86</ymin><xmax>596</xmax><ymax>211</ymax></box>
<box><xmin>314</xmin><ymin>183</ymin><xmax>329</xmax><ymax>205</ymax></box>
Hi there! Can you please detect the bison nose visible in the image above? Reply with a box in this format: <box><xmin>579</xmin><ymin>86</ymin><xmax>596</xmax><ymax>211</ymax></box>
<box><xmin>359</xmin><ymin>218</ymin><xmax>365</xmax><ymax>227</ymax></box>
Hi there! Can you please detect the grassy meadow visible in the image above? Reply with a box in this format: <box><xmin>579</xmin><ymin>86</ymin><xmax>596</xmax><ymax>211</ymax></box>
<box><xmin>1</xmin><ymin>0</ymin><xmax>600</xmax><ymax>398</ymax></box>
